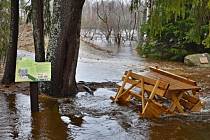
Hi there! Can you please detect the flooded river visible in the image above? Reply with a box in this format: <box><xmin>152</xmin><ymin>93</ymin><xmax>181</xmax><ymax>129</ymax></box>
<box><xmin>0</xmin><ymin>41</ymin><xmax>210</xmax><ymax>139</ymax></box>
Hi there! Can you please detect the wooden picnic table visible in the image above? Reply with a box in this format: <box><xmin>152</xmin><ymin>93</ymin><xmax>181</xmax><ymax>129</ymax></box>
<box><xmin>112</xmin><ymin>66</ymin><xmax>204</xmax><ymax>118</ymax></box>
<box><xmin>140</xmin><ymin>67</ymin><xmax>202</xmax><ymax>114</ymax></box>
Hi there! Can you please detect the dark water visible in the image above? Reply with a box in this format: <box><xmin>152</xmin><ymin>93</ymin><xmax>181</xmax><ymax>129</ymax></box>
<box><xmin>1</xmin><ymin>42</ymin><xmax>210</xmax><ymax>139</ymax></box>
<box><xmin>0</xmin><ymin>93</ymin><xmax>68</xmax><ymax>140</ymax></box>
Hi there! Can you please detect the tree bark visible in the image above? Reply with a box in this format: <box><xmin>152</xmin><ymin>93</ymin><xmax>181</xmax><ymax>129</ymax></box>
<box><xmin>45</xmin><ymin>0</ymin><xmax>62</xmax><ymax>96</ymax></box>
<box><xmin>31</xmin><ymin>0</ymin><xmax>45</xmax><ymax>62</ymax></box>
<box><xmin>44</xmin><ymin>0</ymin><xmax>51</xmax><ymax>35</ymax></box>
<box><xmin>46</xmin><ymin>0</ymin><xmax>85</xmax><ymax>97</ymax></box>
<box><xmin>31</xmin><ymin>0</ymin><xmax>45</xmax><ymax>112</ymax></box>
<box><xmin>2</xmin><ymin>0</ymin><xmax>19</xmax><ymax>84</ymax></box>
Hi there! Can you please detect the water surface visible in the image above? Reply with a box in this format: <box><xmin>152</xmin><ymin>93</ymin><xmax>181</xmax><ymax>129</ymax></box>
<box><xmin>0</xmin><ymin>41</ymin><xmax>210</xmax><ymax>139</ymax></box>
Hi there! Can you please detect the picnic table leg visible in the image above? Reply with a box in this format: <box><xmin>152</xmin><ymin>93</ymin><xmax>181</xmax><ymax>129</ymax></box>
<box><xmin>117</xmin><ymin>80</ymin><xmax>141</xmax><ymax>100</ymax></box>
<box><xmin>149</xmin><ymin>79</ymin><xmax>160</xmax><ymax>100</ymax></box>
<box><xmin>142</xmin><ymin>79</ymin><xmax>160</xmax><ymax>115</ymax></box>
<box><xmin>141</xmin><ymin>78</ymin><xmax>145</xmax><ymax>112</ymax></box>
<box><xmin>114</xmin><ymin>70</ymin><xmax>131</xmax><ymax>102</ymax></box>
<box><xmin>169</xmin><ymin>92</ymin><xmax>184</xmax><ymax>113</ymax></box>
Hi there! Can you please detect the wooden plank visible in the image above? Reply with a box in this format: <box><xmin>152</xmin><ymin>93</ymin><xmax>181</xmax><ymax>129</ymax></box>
<box><xmin>123</xmin><ymin>72</ymin><xmax>169</xmax><ymax>89</ymax></box>
<box><xmin>114</xmin><ymin>70</ymin><xmax>131</xmax><ymax>101</ymax></box>
<box><xmin>182</xmin><ymin>94</ymin><xmax>199</xmax><ymax>104</ymax></box>
<box><xmin>169</xmin><ymin>92</ymin><xmax>184</xmax><ymax>113</ymax></box>
<box><xmin>191</xmin><ymin>101</ymin><xmax>203</xmax><ymax>112</ymax></box>
<box><xmin>111</xmin><ymin>87</ymin><xmax>131</xmax><ymax>104</ymax></box>
<box><xmin>117</xmin><ymin>80</ymin><xmax>141</xmax><ymax>100</ymax></box>
<box><xmin>142</xmin><ymin>71</ymin><xmax>200</xmax><ymax>91</ymax></box>
<box><xmin>149</xmin><ymin>66</ymin><xmax>197</xmax><ymax>86</ymax></box>
<box><xmin>148</xmin><ymin>72</ymin><xmax>195</xmax><ymax>90</ymax></box>
<box><xmin>141</xmin><ymin>99</ymin><xmax>166</xmax><ymax>118</ymax></box>
<box><xmin>180</xmin><ymin>98</ymin><xmax>194</xmax><ymax>110</ymax></box>
<box><xmin>149</xmin><ymin>80</ymin><xmax>160</xmax><ymax>99</ymax></box>
<box><xmin>129</xmin><ymin>92</ymin><xmax>142</xmax><ymax>100</ymax></box>
<box><xmin>129</xmin><ymin>72</ymin><xmax>169</xmax><ymax>89</ymax></box>
<box><xmin>142</xmin><ymin>80</ymin><xmax>161</xmax><ymax>115</ymax></box>
<box><xmin>117</xmin><ymin>93</ymin><xmax>131</xmax><ymax>104</ymax></box>
<box><xmin>176</xmin><ymin>95</ymin><xmax>203</xmax><ymax>112</ymax></box>
<box><xmin>141</xmin><ymin>78</ymin><xmax>145</xmax><ymax>112</ymax></box>
<box><xmin>117</xmin><ymin>81</ymin><xmax>141</xmax><ymax>93</ymax></box>
<box><xmin>118</xmin><ymin>80</ymin><xmax>167</xmax><ymax>97</ymax></box>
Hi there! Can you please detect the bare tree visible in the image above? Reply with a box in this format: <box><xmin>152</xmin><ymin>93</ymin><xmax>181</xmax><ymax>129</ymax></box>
<box><xmin>96</xmin><ymin>0</ymin><xmax>112</xmax><ymax>41</ymax></box>
<box><xmin>81</xmin><ymin>0</ymin><xmax>141</xmax><ymax>45</ymax></box>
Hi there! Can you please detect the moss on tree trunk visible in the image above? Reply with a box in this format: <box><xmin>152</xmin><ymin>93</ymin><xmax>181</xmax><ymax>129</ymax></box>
<box><xmin>46</xmin><ymin>0</ymin><xmax>85</xmax><ymax>97</ymax></box>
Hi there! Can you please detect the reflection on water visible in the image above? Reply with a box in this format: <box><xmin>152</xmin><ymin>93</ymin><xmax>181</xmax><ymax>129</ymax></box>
<box><xmin>0</xmin><ymin>93</ymin><xmax>31</xmax><ymax>139</ymax></box>
<box><xmin>0</xmin><ymin>93</ymin><xmax>68</xmax><ymax>140</ymax></box>
<box><xmin>31</xmin><ymin>97</ymin><xmax>68</xmax><ymax>140</ymax></box>
<box><xmin>149</xmin><ymin>119</ymin><xmax>210</xmax><ymax>140</ymax></box>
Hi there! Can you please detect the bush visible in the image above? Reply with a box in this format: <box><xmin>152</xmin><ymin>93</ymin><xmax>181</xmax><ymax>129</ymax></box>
<box><xmin>138</xmin><ymin>17</ymin><xmax>210</xmax><ymax>61</ymax></box>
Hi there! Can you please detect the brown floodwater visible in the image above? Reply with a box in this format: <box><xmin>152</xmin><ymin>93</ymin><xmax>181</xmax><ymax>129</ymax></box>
<box><xmin>0</xmin><ymin>87</ymin><xmax>210</xmax><ymax>140</ymax></box>
<box><xmin>0</xmin><ymin>42</ymin><xmax>210</xmax><ymax>140</ymax></box>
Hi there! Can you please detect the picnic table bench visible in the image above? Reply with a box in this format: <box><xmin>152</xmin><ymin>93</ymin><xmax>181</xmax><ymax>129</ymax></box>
<box><xmin>111</xmin><ymin>66</ymin><xmax>204</xmax><ymax>118</ymax></box>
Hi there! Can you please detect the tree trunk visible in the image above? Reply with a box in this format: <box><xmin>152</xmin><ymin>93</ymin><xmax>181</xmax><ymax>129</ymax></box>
<box><xmin>44</xmin><ymin>0</ymin><xmax>62</xmax><ymax>96</ymax></box>
<box><xmin>31</xmin><ymin>0</ymin><xmax>45</xmax><ymax>112</ymax></box>
<box><xmin>131</xmin><ymin>12</ymin><xmax>137</xmax><ymax>41</ymax></box>
<box><xmin>44</xmin><ymin>0</ymin><xmax>52</xmax><ymax>35</ymax></box>
<box><xmin>46</xmin><ymin>0</ymin><xmax>85</xmax><ymax>97</ymax></box>
<box><xmin>46</xmin><ymin>0</ymin><xmax>61</xmax><ymax>66</ymax></box>
<box><xmin>2</xmin><ymin>0</ymin><xmax>19</xmax><ymax>84</ymax></box>
<box><xmin>32</xmin><ymin>0</ymin><xmax>45</xmax><ymax>62</ymax></box>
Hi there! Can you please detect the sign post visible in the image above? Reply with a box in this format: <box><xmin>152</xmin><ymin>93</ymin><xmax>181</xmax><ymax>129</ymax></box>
<box><xmin>15</xmin><ymin>57</ymin><xmax>51</xmax><ymax>112</ymax></box>
<box><xmin>30</xmin><ymin>82</ymin><xmax>39</xmax><ymax>112</ymax></box>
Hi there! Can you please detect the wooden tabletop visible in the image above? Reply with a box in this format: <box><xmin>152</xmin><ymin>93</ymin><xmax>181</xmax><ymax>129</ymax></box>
<box><xmin>140</xmin><ymin>71</ymin><xmax>201</xmax><ymax>91</ymax></box>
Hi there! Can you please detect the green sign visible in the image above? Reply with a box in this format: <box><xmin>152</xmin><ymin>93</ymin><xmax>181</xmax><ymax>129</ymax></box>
<box><xmin>15</xmin><ymin>57</ymin><xmax>51</xmax><ymax>82</ymax></box>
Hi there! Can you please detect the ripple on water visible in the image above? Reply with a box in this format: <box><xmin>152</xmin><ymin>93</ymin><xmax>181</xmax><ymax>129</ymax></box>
<box><xmin>60</xmin><ymin>88</ymin><xmax>150</xmax><ymax>140</ymax></box>
<box><xmin>68</xmin><ymin>115</ymin><xmax>139</xmax><ymax>140</ymax></box>
<box><xmin>61</xmin><ymin>87</ymin><xmax>210</xmax><ymax>140</ymax></box>
<box><xmin>0</xmin><ymin>93</ymin><xmax>31</xmax><ymax>140</ymax></box>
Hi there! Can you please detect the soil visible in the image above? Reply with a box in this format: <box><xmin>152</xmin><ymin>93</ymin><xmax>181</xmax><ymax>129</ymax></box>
<box><xmin>0</xmin><ymin>83</ymin><xmax>30</xmax><ymax>95</ymax></box>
